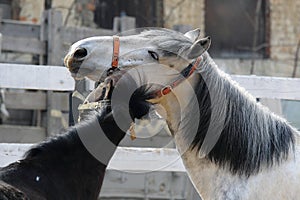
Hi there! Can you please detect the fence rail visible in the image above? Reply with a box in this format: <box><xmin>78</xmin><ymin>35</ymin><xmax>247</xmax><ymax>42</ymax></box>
<box><xmin>0</xmin><ymin>145</ymin><xmax>191</xmax><ymax>199</ymax></box>
<box><xmin>1</xmin><ymin>63</ymin><xmax>300</xmax><ymax>144</ymax></box>
<box><xmin>0</xmin><ymin>144</ymin><xmax>185</xmax><ymax>172</ymax></box>
<box><xmin>1</xmin><ymin>63</ymin><xmax>300</xmax><ymax>98</ymax></box>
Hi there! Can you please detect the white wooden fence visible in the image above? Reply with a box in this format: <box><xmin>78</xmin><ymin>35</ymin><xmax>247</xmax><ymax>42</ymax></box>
<box><xmin>1</xmin><ymin>63</ymin><xmax>300</xmax><ymax>143</ymax></box>
<box><xmin>2</xmin><ymin>63</ymin><xmax>300</xmax><ymax>99</ymax></box>
<box><xmin>1</xmin><ymin>63</ymin><xmax>300</xmax><ymax>199</ymax></box>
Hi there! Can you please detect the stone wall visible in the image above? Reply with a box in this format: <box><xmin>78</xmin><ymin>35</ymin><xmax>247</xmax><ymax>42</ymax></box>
<box><xmin>52</xmin><ymin>0</ymin><xmax>97</xmax><ymax>27</ymax></box>
<box><xmin>163</xmin><ymin>0</ymin><xmax>300</xmax><ymax>67</ymax></box>
<box><xmin>18</xmin><ymin>0</ymin><xmax>44</xmax><ymax>23</ymax></box>
<box><xmin>269</xmin><ymin>0</ymin><xmax>300</xmax><ymax>60</ymax></box>
<box><xmin>163</xmin><ymin>0</ymin><xmax>205</xmax><ymax>33</ymax></box>
<box><xmin>15</xmin><ymin>0</ymin><xmax>96</xmax><ymax>27</ymax></box>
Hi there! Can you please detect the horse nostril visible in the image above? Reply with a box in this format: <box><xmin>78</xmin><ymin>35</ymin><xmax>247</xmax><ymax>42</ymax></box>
<box><xmin>73</xmin><ymin>48</ymin><xmax>88</xmax><ymax>60</ymax></box>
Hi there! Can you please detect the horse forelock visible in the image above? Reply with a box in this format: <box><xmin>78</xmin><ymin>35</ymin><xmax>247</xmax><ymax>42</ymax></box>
<box><xmin>180</xmin><ymin>52</ymin><xmax>297</xmax><ymax>177</ymax></box>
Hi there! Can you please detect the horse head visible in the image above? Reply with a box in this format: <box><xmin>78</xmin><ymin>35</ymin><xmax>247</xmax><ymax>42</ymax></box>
<box><xmin>64</xmin><ymin>29</ymin><xmax>210</xmax><ymax>81</ymax></box>
<box><xmin>65</xmin><ymin>28</ymin><xmax>211</xmax><ymax>134</ymax></box>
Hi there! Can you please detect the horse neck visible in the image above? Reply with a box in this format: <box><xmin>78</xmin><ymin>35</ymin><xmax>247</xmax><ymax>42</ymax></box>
<box><xmin>162</xmin><ymin>52</ymin><xmax>296</xmax><ymax>174</ymax></box>
<box><xmin>53</xmin><ymin>115</ymin><xmax>125</xmax><ymax>198</ymax></box>
<box><xmin>17</xmin><ymin>113</ymin><xmax>125</xmax><ymax>199</ymax></box>
<box><xmin>157</xmin><ymin>71</ymin><xmax>200</xmax><ymax>136</ymax></box>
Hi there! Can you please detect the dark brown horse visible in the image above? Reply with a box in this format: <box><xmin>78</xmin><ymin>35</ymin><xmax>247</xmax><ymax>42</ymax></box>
<box><xmin>0</xmin><ymin>76</ymin><xmax>150</xmax><ymax>200</ymax></box>
<box><xmin>0</xmin><ymin>97</ymin><xmax>129</xmax><ymax>199</ymax></box>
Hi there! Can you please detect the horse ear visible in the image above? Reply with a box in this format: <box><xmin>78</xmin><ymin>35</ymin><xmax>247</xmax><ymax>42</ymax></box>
<box><xmin>187</xmin><ymin>36</ymin><xmax>211</xmax><ymax>59</ymax></box>
<box><xmin>184</xmin><ymin>28</ymin><xmax>201</xmax><ymax>42</ymax></box>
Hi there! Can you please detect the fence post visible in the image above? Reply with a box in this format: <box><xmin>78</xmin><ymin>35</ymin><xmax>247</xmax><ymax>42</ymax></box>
<box><xmin>42</xmin><ymin>10</ymin><xmax>65</xmax><ymax>136</ymax></box>
<box><xmin>0</xmin><ymin>8</ymin><xmax>3</xmax><ymax>54</ymax></box>
<box><xmin>120</xmin><ymin>16</ymin><xmax>136</xmax><ymax>32</ymax></box>
<box><xmin>46</xmin><ymin>9</ymin><xmax>63</xmax><ymax>66</ymax></box>
<box><xmin>113</xmin><ymin>16</ymin><xmax>136</xmax><ymax>32</ymax></box>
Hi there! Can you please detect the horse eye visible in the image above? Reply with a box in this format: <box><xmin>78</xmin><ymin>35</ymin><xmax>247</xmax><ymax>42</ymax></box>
<box><xmin>148</xmin><ymin>50</ymin><xmax>159</xmax><ymax>61</ymax></box>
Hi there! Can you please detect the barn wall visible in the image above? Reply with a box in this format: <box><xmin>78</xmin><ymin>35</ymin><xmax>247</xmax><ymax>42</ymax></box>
<box><xmin>15</xmin><ymin>0</ymin><xmax>96</xmax><ymax>27</ymax></box>
<box><xmin>162</xmin><ymin>0</ymin><xmax>300</xmax><ymax>63</ymax></box>
<box><xmin>18</xmin><ymin>0</ymin><xmax>44</xmax><ymax>23</ymax></box>
<box><xmin>269</xmin><ymin>0</ymin><xmax>300</xmax><ymax>60</ymax></box>
<box><xmin>163</xmin><ymin>0</ymin><xmax>205</xmax><ymax>33</ymax></box>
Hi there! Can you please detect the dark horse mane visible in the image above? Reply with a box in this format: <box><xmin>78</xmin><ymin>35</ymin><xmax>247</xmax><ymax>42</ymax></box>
<box><xmin>188</xmin><ymin>53</ymin><xmax>296</xmax><ymax>177</ymax></box>
<box><xmin>0</xmin><ymin>105</ymin><xmax>127</xmax><ymax>200</ymax></box>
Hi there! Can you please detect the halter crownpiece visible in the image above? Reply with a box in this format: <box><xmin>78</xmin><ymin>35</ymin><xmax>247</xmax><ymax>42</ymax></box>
<box><xmin>153</xmin><ymin>56</ymin><xmax>202</xmax><ymax>98</ymax></box>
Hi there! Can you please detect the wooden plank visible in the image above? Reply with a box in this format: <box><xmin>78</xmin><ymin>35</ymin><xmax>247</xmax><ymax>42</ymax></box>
<box><xmin>120</xmin><ymin>16</ymin><xmax>136</xmax><ymax>32</ymax></box>
<box><xmin>1</xmin><ymin>19</ymin><xmax>40</xmax><ymax>39</ymax></box>
<box><xmin>0</xmin><ymin>63</ymin><xmax>300</xmax><ymax>99</ymax></box>
<box><xmin>0</xmin><ymin>126</ymin><xmax>46</xmax><ymax>143</ymax></box>
<box><xmin>4</xmin><ymin>91</ymin><xmax>69</xmax><ymax>111</ymax></box>
<box><xmin>231</xmin><ymin>75</ymin><xmax>300</xmax><ymax>100</ymax></box>
<box><xmin>1</xmin><ymin>36</ymin><xmax>46</xmax><ymax>55</ymax></box>
<box><xmin>39</xmin><ymin>11</ymin><xmax>48</xmax><ymax>65</ymax></box>
<box><xmin>87</xmin><ymin>75</ymin><xmax>300</xmax><ymax>100</ymax></box>
<box><xmin>100</xmin><ymin>171</ymin><xmax>198</xmax><ymax>199</ymax></box>
<box><xmin>0</xmin><ymin>143</ymin><xmax>31</xmax><ymax>166</ymax></box>
<box><xmin>5</xmin><ymin>91</ymin><xmax>46</xmax><ymax>110</ymax></box>
<box><xmin>0</xmin><ymin>145</ymin><xmax>185</xmax><ymax>172</ymax></box>
<box><xmin>112</xmin><ymin>16</ymin><xmax>136</xmax><ymax>33</ymax></box>
<box><xmin>47</xmin><ymin>9</ymin><xmax>63</xmax><ymax>65</ymax></box>
<box><xmin>109</xmin><ymin>147</ymin><xmax>186</xmax><ymax>172</ymax></box>
<box><xmin>259</xmin><ymin>98</ymin><xmax>283</xmax><ymax>116</ymax></box>
<box><xmin>0</xmin><ymin>63</ymin><xmax>75</xmax><ymax>91</ymax></box>
<box><xmin>46</xmin><ymin>91</ymin><xmax>54</xmax><ymax>136</ymax></box>
<box><xmin>51</xmin><ymin>92</ymin><xmax>70</xmax><ymax>111</ymax></box>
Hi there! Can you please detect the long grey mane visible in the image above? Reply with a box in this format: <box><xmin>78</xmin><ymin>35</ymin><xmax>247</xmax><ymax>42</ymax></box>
<box><xmin>186</xmin><ymin>52</ymin><xmax>297</xmax><ymax>176</ymax></box>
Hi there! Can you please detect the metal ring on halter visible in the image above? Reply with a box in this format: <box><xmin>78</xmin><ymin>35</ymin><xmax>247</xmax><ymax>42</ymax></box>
<box><xmin>78</xmin><ymin>100</ymin><xmax>111</xmax><ymax>111</ymax></box>
<box><xmin>106</xmin><ymin>67</ymin><xmax>120</xmax><ymax>76</ymax></box>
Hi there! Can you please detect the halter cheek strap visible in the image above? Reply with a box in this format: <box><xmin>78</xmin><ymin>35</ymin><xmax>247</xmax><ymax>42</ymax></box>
<box><xmin>111</xmin><ymin>35</ymin><xmax>120</xmax><ymax>68</ymax></box>
<box><xmin>107</xmin><ymin>35</ymin><xmax>120</xmax><ymax>76</ymax></box>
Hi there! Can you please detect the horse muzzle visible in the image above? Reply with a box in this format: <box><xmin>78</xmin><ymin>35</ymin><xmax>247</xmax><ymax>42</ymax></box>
<box><xmin>64</xmin><ymin>48</ymin><xmax>88</xmax><ymax>74</ymax></box>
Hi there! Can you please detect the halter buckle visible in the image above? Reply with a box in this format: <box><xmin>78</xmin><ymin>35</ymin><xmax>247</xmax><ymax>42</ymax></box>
<box><xmin>160</xmin><ymin>85</ymin><xmax>172</xmax><ymax>96</ymax></box>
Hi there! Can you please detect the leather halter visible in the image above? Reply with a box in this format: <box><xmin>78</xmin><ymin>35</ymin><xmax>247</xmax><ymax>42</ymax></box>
<box><xmin>106</xmin><ymin>35</ymin><xmax>120</xmax><ymax>76</ymax></box>
<box><xmin>152</xmin><ymin>56</ymin><xmax>202</xmax><ymax>98</ymax></box>
<box><xmin>79</xmin><ymin>37</ymin><xmax>202</xmax><ymax>117</ymax></box>
<box><xmin>107</xmin><ymin>35</ymin><xmax>201</xmax><ymax>98</ymax></box>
